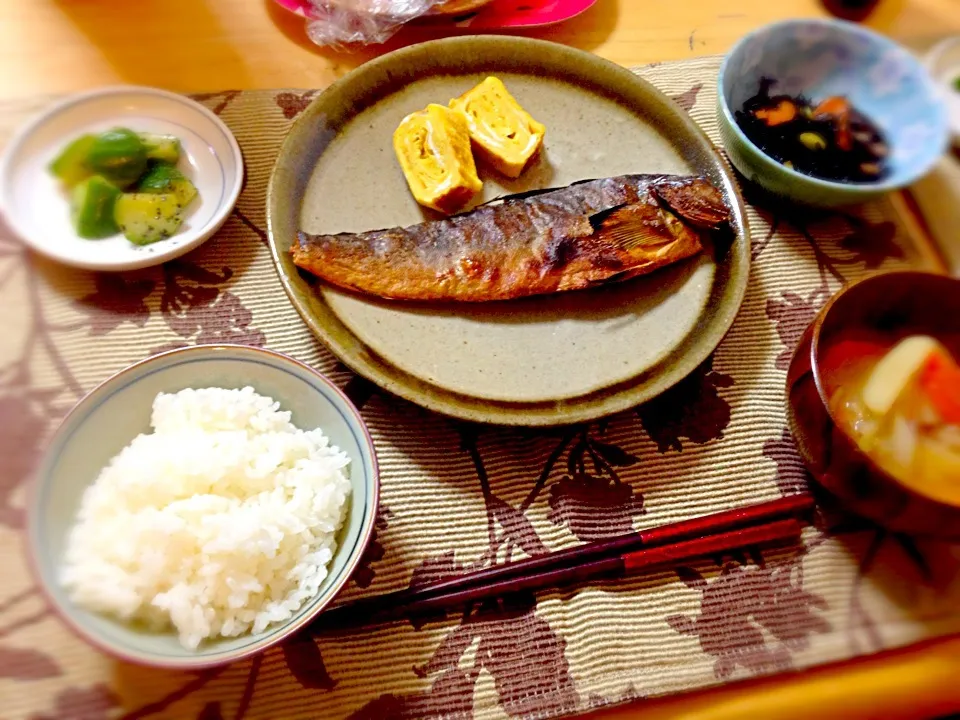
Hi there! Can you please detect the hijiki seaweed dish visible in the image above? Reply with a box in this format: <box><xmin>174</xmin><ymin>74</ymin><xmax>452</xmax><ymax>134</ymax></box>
<box><xmin>736</xmin><ymin>78</ymin><xmax>890</xmax><ymax>184</ymax></box>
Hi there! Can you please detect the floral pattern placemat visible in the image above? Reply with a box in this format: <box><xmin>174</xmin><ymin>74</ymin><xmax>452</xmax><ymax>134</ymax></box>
<box><xmin>2</xmin><ymin>56</ymin><xmax>960</xmax><ymax>720</ymax></box>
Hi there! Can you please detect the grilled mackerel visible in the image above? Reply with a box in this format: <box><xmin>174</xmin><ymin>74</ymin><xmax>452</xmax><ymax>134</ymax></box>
<box><xmin>292</xmin><ymin>174</ymin><xmax>730</xmax><ymax>302</ymax></box>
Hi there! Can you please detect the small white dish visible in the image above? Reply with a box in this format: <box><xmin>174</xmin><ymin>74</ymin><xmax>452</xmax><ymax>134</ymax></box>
<box><xmin>0</xmin><ymin>86</ymin><xmax>243</xmax><ymax>272</ymax></box>
<box><xmin>926</xmin><ymin>37</ymin><xmax>960</xmax><ymax>144</ymax></box>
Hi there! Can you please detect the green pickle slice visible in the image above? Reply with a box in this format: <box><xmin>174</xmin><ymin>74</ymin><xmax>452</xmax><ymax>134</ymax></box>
<box><xmin>137</xmin><ymin>163</ymin><xmax>199</xmax><ymax>206</ymax></box>
<box><xmin>49</xmin><ymin>134</ymin><xmax>96</xmax><ymax>187</ymax></box>
<box><xmin>114</xmin><ymin>192</ymin><xmax>185</xmax><ymax>245</ymax></box>
<box><xmin>70</xmin><ymin>176</ymin><xmax>121</xmax><ymax>239</ymax></box>
<box><xmin>139</xmin><ymin>133</ymin><xmax>181</xmax><ymax>164</ymax></box>
<box><xmin>86</xmin><ymin>128</ymin><xmax>148</xmax><ymax>188</ymax></box>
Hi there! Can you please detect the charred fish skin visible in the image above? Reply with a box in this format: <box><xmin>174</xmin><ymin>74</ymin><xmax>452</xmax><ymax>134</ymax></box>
<box><xmin>292</xmin><ymin>174</ymin><xmax>731</xmax><ymax>303</ymax></box>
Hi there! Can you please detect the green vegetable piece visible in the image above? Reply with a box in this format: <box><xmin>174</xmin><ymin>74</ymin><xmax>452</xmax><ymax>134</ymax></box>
<box><xmin>953</xmin><ymin>75</ymin><xmax>960</xmax><ymax>92</ymax></box>
<box><xmin>799</xmin><ymin>131</ymin><xmax>827</xmax><ymax>151</ymax></box>
<box><xmin>137</xmin><ymin>162</ymin><xmax>181</xmax><ymax>189</ymax></box>
<box><xmin>70</xmin><ymin>176</ymin><xmax>121</xmax><ymax>239</ymax></box>
<box><xmin>136</xmin><ymin>163</ymin><xmax>198</xmax><ymax>207</ymax></box>
<box><xmin>139</xmin><ymin>133</ymin><xmax>181</xmax><ymax>164</ymax></box>
<box><xmin>50</xmin><ymin>134</ymin><xmax>96</xmax><ymax>187</ymax></box>
<box><xmin>87</xmin><ymin>128</ymin><xmax>148</xmax><ymax>188</ymax></box>
<box><xmin>114</xmin><ymin>192</ymin><xmax>184</xmax><ymax>245</ymax></box>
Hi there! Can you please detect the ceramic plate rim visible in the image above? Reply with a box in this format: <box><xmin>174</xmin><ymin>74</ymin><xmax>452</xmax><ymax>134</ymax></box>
<box><xmin>25</xmin><ymin>343</ymin><xmax>380</xmax><ymax>669</ymax></box>
<box><xmin>266</xmin><ymin>35</ymin><xmax>750</xmax><ymax>426</ymax></box>
<box><xmin>0</xmin><ymin>85</ymin><xmax>245</xmax><ymax>272</ymax></box>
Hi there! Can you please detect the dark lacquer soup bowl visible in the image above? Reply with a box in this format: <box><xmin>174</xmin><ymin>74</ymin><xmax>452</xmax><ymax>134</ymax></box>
<box><xmin>786</xmin><ymin>270</ymin><xmax>960</xmax><ymax>538</ymax></box>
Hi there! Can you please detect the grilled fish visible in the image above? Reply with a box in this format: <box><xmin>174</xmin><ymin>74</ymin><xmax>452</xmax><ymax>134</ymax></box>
<box><xmin>292</xmin><ymin>174</ymin><xmax>730</xmax><ymax>302</ymax></box>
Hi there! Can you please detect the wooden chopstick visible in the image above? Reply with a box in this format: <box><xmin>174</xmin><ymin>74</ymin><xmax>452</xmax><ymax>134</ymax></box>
<box><xmin>312</xmin><ymin>494</ymin><xmax>814</xmax><ymax>630</ymax></box>
<box><xmin>325</xmin><ymin>519</ymin><xmax>803</xmax><ymax>627</ymax></box>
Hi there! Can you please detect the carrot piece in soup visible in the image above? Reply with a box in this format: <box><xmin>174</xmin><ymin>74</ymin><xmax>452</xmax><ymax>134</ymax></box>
<box><xmin>821</xmin><ymin>338</ymin><xmax>887</xmax><ymax>375</ymax></box>
<box><xmin>920</xmin><ymin>350</ymin><xmax>960</xmax><ymax>424</ymax></box>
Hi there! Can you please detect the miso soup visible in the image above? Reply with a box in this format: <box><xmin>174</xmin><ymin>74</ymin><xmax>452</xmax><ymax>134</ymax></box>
<box><xmin>821</xmin><ymin>330</ymin><xmax>960</xmax><ymax>505</ymax></box>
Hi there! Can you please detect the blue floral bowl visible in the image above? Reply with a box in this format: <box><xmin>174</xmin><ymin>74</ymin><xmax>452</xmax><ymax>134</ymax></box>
<box><xmin>718</xmin><ymin>19</ymin><xmax>949</xmax><ymax>207</ymax></box>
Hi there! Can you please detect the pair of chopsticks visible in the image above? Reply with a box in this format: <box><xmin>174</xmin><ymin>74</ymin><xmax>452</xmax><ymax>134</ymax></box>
<box><xmin>313</xmin><ymin>493</ymin><xmax>815</xmax><ymax>630</ymax></box>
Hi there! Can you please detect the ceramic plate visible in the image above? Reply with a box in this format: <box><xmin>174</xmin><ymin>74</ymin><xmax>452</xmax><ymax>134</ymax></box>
<box><xmin>267</xmin><ymin>36</ymin><xmax>749</xmax><ymax>425</ymax></box>
<box><xmin>0</xmin><ymin>86</ymin><xmax>243</xmax><ymax>272</ymax></box>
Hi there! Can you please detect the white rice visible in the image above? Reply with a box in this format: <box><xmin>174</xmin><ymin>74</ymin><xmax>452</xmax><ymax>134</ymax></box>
<box><xmin>60</xmin><ymin>386</ymin><xmax>352</xmax><ymax>650</ymax></box>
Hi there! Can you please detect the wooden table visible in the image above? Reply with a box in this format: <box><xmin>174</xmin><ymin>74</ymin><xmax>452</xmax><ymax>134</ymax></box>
<box><xmin>2</xmin><ymin>1</ymin><xmax>960</xmax><ymax>718</ymax></box>
<box><xmin>0</xmin><ymin>0</ymin><xmax>958</xmax><ymax>100</ymax></box>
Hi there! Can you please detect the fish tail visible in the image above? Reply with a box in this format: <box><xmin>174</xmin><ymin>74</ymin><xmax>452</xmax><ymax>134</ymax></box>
<box><xmin>652</xmin><ymin>178</ymin><xmax>730</xmax><ymax>230</ymax></box>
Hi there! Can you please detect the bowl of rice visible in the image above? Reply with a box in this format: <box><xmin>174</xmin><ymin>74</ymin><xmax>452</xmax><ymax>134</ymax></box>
<box><xmin>26</xmin><ymin>344</ymin><xmax>379</xmax><ymax>669</ymax></box>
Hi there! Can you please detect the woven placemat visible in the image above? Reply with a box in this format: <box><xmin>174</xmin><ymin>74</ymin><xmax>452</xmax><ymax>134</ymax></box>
<box><xmin>2</xmin><ymin>56</ymin><xmax>960</xmax><ymax>720</ymax></box>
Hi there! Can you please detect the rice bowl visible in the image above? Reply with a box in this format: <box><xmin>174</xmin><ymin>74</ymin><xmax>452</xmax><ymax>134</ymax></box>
<box><xmin>27</xmin><ymin>344</ymin><xmax>378</xmax><ymax>669</ymax></box>
<box><xmin>61</xmin><ymin>386</ymin><xmax>352</xmax><ymax>650</ymax></box>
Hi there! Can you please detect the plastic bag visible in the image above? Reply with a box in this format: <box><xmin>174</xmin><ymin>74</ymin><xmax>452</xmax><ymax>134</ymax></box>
<box><xmin>306</xmin><ymin>0</ymin><xmax>443</xmax><ymax>48</ymax></box>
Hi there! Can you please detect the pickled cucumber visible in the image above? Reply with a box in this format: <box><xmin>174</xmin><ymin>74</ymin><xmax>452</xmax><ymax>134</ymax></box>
<box><xmin>70</xmin><ymin>176</ymin><xmax>120</xmax><ymax>239</ymax></box>
<box><xmin>137</xmin><ymin>163</ymin><xmax>198</xmax><ymax>206</ymax></box>
<box><xmin>139</xmin><ymin>133</ymin><xmax>181</xmax><ymax>164</ymax></box>
<box><xmin>49</xmin><ymin>134</ymin><xmax>95</xmax><ymax>187</ymax></box>
<box><xmin>114</xmin><ymin>192</ymin><xmax>184</xmax><ymax>245</ymax></box>
<box><xmin>86</xmin><ymin>128</ymin><xmax>147</xmax><ymax>188</ymax></box>
<box><xmin>52</xmin><ymin>128</ymin><xmax>191</xmax><ymax>244</ymax></box>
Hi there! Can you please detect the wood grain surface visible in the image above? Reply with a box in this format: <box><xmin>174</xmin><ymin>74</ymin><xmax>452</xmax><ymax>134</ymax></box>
<box><xmin>0</xmin><ymin>0</ymin><xmax>957</xmax><ymax>100</ymax></box>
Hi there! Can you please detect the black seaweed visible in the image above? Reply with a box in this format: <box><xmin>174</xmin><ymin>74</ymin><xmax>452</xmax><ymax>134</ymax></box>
<box><xmin>735</xmin><ymin>78</ymin><xmax>890</xmax><ymax>184</ymax></box>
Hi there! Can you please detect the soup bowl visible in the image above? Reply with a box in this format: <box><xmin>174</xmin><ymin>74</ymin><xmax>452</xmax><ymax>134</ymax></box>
<box><xmin>786</xmin><ymin>271</ymin><xmax>960</xmax><ymax>538</ymax></box>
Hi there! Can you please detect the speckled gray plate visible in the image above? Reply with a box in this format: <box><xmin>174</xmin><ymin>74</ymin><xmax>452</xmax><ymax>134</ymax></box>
<box><xmin>267</xmin><ymin>36</ymin><xmax>749</xmax><ymax>426</ymax></box>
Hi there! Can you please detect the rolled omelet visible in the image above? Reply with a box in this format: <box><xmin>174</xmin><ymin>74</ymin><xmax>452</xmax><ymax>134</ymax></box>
<box><xmin>450</xmin><ymin>77</ymin><xmax>546</xmax><ymax>178</ymax></box>
<box><xmin>393</xmin><ymin>103</ymin><xmax>482</xmax><ymax>214</ymax></box>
